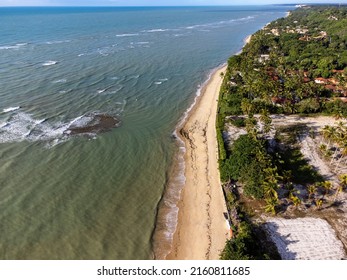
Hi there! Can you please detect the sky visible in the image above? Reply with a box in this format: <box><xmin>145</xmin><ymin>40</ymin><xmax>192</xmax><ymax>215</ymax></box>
<box><xmin>0</xmin><ymin>0</ymin><xmax>346</xmax><ymax>6</ymax></box>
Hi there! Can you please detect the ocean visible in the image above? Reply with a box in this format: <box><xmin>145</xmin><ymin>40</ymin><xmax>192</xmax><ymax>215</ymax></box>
<box><xmin>0</xmin><ymin>6</ymin><xmax>291</xmax><ymax>259</ymax></box>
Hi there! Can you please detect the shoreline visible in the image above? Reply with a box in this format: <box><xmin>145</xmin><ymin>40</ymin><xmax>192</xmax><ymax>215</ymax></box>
<box><xmin>163</xmin><ymin>34</ymin><xmax>254</xmax><ymax>260</ymax></box>
<box><xmin>244</xmin><ymin>34</ymin><xmax>252</xmax><ymax>45</ymax></box>
<box><xmin>166</xmin><ymin>64</ymin><xmax>229</xmax><ymax>260</ymax></box>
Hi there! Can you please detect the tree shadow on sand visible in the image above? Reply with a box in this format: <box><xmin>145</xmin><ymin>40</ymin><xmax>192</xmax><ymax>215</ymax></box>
<box><xmin>263</xmin><ymin>221</ymin><xmax>298</xmax><ymax>260</ymax></box>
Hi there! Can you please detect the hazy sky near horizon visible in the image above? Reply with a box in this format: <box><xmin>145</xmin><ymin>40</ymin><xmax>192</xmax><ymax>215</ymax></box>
<box><xmin>1</xmin><ymin>0</ymin><xmax>346</xmax><ymax>6</ymax></box>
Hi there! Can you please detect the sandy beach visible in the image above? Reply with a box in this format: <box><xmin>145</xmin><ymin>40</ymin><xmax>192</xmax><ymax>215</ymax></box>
<box><xmin>167</xmin><ymin>65</ymin><xmax>229</xmax><ymax>260</ymax></box>
<box><xmin>244</xmin><ymin>34</ymin><xmax>252</xmax><ymax>45</ymax></box>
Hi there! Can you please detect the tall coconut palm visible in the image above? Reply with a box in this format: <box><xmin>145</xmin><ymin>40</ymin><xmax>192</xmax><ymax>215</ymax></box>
<box><xmin>334</xmin><ymin>142</ymin><xmax>347</xmax><ymax>172</ymax></box>
<box><xmin>245</xmin><ymin>116</ymin><xmax>258</xmax><ymax>139</ymax></box>
<box><xmin>322</xmin><ymin>125</ymin><xmax>336</xmax><ymax>149</ymax></box>
<box><xmin>260</xmin><ymin>109</ymin><xmax>272</xmax><ymax>134</ymax></box>
<box><xmin>335</xmin><ymin>121</ymin><xmax>346</xmax><ymax>138</ymax></box>
<box><xmin>241</xmin><ymin>99</ymin><xmax>254</xmax><ymax>116</ymax></box>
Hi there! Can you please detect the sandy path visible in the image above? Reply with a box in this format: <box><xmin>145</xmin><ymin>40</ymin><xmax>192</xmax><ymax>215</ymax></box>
<box><xmin>167</xmin><ymin>66</ymin><xmax>229</xmax><ymax>260</ymax></box>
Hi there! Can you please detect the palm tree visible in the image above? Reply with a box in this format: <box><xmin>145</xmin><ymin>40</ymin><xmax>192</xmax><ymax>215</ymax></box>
<box><xmin>335</xmin><ymin>121</ymin><xmax>346</xmax><ymax>137</ymax></box>
<box><xmin>315</xmin><ymin>199</ymin><xmax>323</xmax><ymax>210</ymax></box>
<box><xmin>307</xmin><ymin>184</ymin><xmax>317</xmax><ymax>200</ymax></box>
<box><xmin>334</xmin><ymin>185</ymin><xmax>343</xmax><ymax>202</ymax></box>
<box><xmin>282</xmin><ymin>170</ymin><xmax>292</xmax><ymax>185</ymax></box>
<box><xmin>334</xmin><ymin>142</ymin><xmax>347</xmax><ymax>172</ymax></box>
<box><xmin>339</xmin><ymin>174</ymin><xmax>347</xmax><ymax>190</ymax></box>
<box><xmin>263</xmin><ymin>167</ymin><xmax>282</xmax><ymax>196</ymax></box>
<box><xmin>264</xmin><ymin>197</ymin><xmax>278</xmax><ymax>215</ymax></box>
<box><xmin>291</xmin><ymin>195</ymin><xmax>301</xmax><ymax>209</ymax></box>
<box><xmin>260</xmin><ymin>109</ymin><xmax>272</xmax><ymax>134</ymax></box>
<box><xmin>334</xmin><ymin>111</ymin><xmax>344</xmax><ymax>120</ymax></box>
<box><xmin>322</xmin><ymin>125</ymin><xmax>336</xmax><ymax>149</ymax></box>
<box><xmin>263</xmin><ymin>181</ymin><xmax>279</xmax><ymax>200</ymax></box>
<box><xmin>322</xmin><ymin>181</ymin><xmax>333</xmax><ymax>196</ymax></box>
<box><xmin>319</xmin><ymin>143</ymin><xmax>327</xmax><ymax>153</ymax></box>
<box><xmin>245</xmin><ymin>116</ymin><xmax>258</xmax><ymax>139</ymax></box>
<box><xmin>241</xmin><ymin>99</ymin><xmax>254</xmax><ymax>116</ymax></box>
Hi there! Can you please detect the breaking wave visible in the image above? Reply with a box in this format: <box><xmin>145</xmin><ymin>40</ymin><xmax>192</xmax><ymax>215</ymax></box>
<box><xmin>0</xmin><ymin>110</ymin><xmax>120</xmax><ymax>146</ymax></box>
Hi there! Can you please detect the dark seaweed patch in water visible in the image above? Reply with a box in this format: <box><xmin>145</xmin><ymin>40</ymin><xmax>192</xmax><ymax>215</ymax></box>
<box><xmin>65</xmin><ymin>114</ymin><xmax>120</xmax><ymax>135</ymax></box>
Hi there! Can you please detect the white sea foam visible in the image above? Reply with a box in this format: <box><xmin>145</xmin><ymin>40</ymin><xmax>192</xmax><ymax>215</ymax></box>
<box><xmin>45</xmin><ymin>40</ymin><xmax>70</xmax><ymax>44</ymax></box>
<box><xmin>173</xmin><ymin>33</ymin><xmax>188</xmax><ymax>37</ymax></box>
<box><xmin>0</xmin><ymin>122</ymin><xmax>9</xmax><ymax>128</ymax></box>
<box><xmin>97</xmin><ymin>46</ymin><xmax>122</xmax><ymax>56</ymax></box>
<box><xmin>116</xmin><ymin>33</ymin><xmax>139</xmax><ymax>37</ymax></box>
<box><xmin>135</xmin><ymin>41</ymin><xmax>150</xmax><ymax>45</ymax></box>
<box><xmin>0</xmin><ymin>43</ymin><xmax>27</xmax><ymax>50</ymax></box>
<box><xmin>129</xmin><ymin>74</ymin><xmax>140</xmax><ymax>79</ymax></box>
<box><xmin>2</xmin><ymin>106</ymin><xmax>20</xmax><ymax>113</ymax></box>
<box><xmin>0</xmin><ymin>112</ymin><xmax>67</xmax><ymax>144</ymax></box>
<box><xmin>0</xmin><ymin>45</ymin><xmax>20</xmax><ymax>50</ymax></box>
<box><xmin>42</xmin><ymin>61</ymin><xmax>58</xmax><ymax>66</ymax></box>
<box><xmin>0</xmin><ymin>111</ymin><xmax>106</xmax><ymax>145</ymax></box>
<box><xmin>35</xmin><ymin>119</ymin><xmax>46</xmax><ymax>125</ymax></box>
<box><xmin>143</xmin><ymin>28</ymin><xmax>169</xmax><ymax>33</ymax></box>
<box><xmin>97</xmin><ymin>85</ymin><xmax>123</xmax><ymax>95</ymax></box>
<box><xmin>52</xmin><ymin>79</ymin><xmax>67</xmax><ymax>84</ymax></box>
<box><xmin>109</xmin><ymin>85</ymin><xmax>123</xmax><ymax>94</ymax></box>
<box><xmin>68</xmin><ymin>115</ymin><xmax>90</xmax><ymax>127</ymax></box>
<box><xmin>154</xmin><ymin>78</ymin><xmax>168</xmax><ymax>85</ymax></box>
<box><xmin>185</xmin><ymin>16</ymin><xmax>255</xmax><ymax>30</ymax></box>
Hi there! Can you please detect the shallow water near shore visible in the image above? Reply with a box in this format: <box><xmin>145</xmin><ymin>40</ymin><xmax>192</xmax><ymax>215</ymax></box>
<box><xmin>0</xmin><ymin>6</ymin><xmax>290</xmax><ymax>259</ymax></box>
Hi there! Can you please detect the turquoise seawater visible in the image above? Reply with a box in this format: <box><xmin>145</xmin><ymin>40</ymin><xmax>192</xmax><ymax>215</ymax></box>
<box><xmin>0</xmin><ymin>6</ymin><xmax>291</xmax><ymax>259</ymax></box>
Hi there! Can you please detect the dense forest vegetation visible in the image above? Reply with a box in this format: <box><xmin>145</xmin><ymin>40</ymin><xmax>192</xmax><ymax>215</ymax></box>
<box><xmin>218</xmin><ymin>6</ymin><xmax>347</xmax><ymax>260</ymax></box>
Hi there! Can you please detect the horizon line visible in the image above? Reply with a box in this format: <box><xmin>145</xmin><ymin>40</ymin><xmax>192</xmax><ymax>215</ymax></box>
<box><xmin>0</xmin><ymin>4</ymin><xmax>312</xmax><ymax>8</ymax></box>
<box><xmin>0</xmin><ymin>3</ymin><xmax>345</xmax><ymax>8</ymax></box>
<box><xmin>1</xmin><ymin>3</ymin><xmax>344</xmax><ymax>8</ymax></box>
